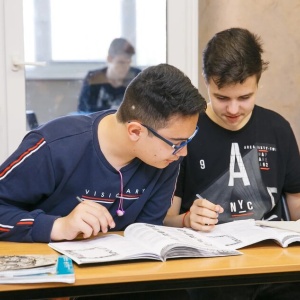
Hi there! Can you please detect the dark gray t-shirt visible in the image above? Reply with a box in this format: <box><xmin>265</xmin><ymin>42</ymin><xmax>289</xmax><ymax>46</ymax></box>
<box><xmin>176</xmin><ymin>105</ymin><xmax>300</xmax><ymax>222</ymax></box>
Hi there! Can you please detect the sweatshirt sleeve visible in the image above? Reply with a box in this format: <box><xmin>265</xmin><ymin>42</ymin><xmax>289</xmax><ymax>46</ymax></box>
<box><xmin>0</xmin><ymin>132</ymin><xmax>59</xmax><ymax>242</ymax></box>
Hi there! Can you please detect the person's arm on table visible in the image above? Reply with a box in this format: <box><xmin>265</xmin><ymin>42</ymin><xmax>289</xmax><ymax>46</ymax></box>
<box><xmin>164</xmin><ymin>196</ymin><xmax>184</xmax><ymax>227</ymax></box>
<box><xmin>0</xmin><ymin>132</ymin><xmax>115</xmax><ymax>242</ymax></box>
<box><xmin>286</xmin><ymin>192</ymin><xmax>300</xmax><ymax>221</ymax></box>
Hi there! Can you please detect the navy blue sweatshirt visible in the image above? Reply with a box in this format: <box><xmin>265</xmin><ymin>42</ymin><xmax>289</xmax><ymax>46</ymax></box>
<box><xmin>0</xmin><ymin>110</ymin><xmax>180</xmax><ymax>242</ymax></box>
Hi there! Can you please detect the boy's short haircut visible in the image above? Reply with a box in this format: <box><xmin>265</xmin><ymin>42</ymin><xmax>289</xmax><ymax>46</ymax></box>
<box><xmin>117</xmin><ymin>63</ymin><xmax>207</xmax><ymax>129</ymax></box>
<box><xmin>108</xmin><ymin>38</ymin><xmax>135</xmax><ymax>57</ymax></box>
<box><xmin>202</xmin><ymin>27</ymin><xmax>269</xmax><ymax>88</ymax></box>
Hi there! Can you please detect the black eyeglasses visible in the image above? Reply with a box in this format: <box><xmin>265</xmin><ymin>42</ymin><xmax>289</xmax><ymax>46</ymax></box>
<box><xmin>140</xmin><ymin>123</ymin><xmax>199</xmax><ymax>155</ymax></box>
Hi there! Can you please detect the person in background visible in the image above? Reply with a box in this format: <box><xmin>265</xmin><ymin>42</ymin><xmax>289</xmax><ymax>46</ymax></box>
<box><xmin>164</xmin><ymin>28</ymin><xmax>300</xmax><ymax>299</ymax></box>
<box><xmin>78</xmin><ymin>38</ymin><xmax>141</xmax><ymax>113</ymax></box>
<box><xmin>0</xmin><ymin>63</ymin><xmax>206</xmax><ymax>244</ymax></box>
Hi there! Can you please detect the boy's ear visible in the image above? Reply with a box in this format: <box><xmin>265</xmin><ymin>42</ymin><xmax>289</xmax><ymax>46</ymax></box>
<box><xmin>126</xmin><ymin>121</ymin><xmax>144</xmax><ymax>141</ymax></box>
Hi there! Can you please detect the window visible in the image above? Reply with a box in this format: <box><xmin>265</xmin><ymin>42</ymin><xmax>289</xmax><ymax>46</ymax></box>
<box><xmin>0</xmin><ymin>0</ymin><xmax>197</xmax><ymax>162</ymax></box>
<box><xmin>23</xmin><ymin>0</ymin><xmax>167</xmax><ymax>126</ymax></box>
<box><xmin>24</xmin><ymin>0</ymin><xmax>166</xmax><ymax>67</ymax></box>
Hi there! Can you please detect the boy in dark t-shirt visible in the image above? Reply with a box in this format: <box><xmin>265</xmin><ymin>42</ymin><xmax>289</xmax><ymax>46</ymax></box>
<box><xmin>164</xmin><ymin>28</ymin><xmax>300</xmax><ymax>299</ymax></box>
<box><xmin>176</xmin><ymin>105</ymin><xmax>300</xmax><ymax>224</ymax></box>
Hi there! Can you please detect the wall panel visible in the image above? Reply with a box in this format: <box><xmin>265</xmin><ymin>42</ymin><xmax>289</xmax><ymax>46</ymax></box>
<box><xmin>198</xmin><ymin>0</ymin><xmax>300</xmax><ymax>145</ymax></box>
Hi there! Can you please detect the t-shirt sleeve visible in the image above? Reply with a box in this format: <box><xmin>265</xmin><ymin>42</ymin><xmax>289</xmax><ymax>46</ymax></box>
<box><xmin>283</xmin><ymin>123</ymin><xmax>300</xmax><ymax>193</ymax></box>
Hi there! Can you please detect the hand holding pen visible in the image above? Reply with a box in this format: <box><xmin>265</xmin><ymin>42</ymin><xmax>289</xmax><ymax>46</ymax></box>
<box><xmin>50</xmin><ymin>196</ymin><xmax>115</xmax><ymax>241</ymax></box>
<box><xmin>187</xmin><ymin>194</ymin><xmax>224</xmax><ymax>232</ymax></box>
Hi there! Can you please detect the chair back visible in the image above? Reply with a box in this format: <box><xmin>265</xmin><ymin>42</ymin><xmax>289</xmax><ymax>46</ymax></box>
<box><xmin>281</xmin><ymin>194</ymin><xmax>291</xmax><ymax>221</ymax></box>
<box><xmin>26</xmin><ymin>110</ymin><xmax>39</xmax><ymax>130</ymax></box>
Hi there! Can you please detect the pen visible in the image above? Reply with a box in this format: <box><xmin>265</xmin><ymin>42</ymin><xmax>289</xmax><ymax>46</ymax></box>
<box><xmin>196</xmin><ymin>194</ymin><xmax>219</xmax><ymax>221</ymax></box>
<box><xmin>76</xmin><ymin>196</ymin><xmax>84</xmax><ymax>203</ymax></box>
<box><xmin>196</xmin><ymin>194</ymin><xmax>208</xmax><ymax>226</ymax></box>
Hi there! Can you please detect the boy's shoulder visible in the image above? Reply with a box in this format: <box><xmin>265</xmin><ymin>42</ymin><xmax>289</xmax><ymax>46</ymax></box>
<box><xmin>254</xmin><ymin>105</ymin><xmax>290</xmax><ymax>126</ymax></box>
<box><xmin>32</xmin><ymin>111</ymin><xmax>111</xmax><ymax>144</ymax></box>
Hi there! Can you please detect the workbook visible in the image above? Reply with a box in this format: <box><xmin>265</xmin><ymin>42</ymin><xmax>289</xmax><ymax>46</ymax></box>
<box><xmin>48</xmin><ymin>219</ymin><xmax>300</xmax><ymax>265</ymax></box>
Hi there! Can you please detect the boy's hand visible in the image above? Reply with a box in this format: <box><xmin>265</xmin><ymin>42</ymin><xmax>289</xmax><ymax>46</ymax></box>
<box><xmin>51</xmin><ymin>201</ymin><xmax>115</xmax><ymax>241</ymax></box>
<box><xmin>189</xmin><ymin>198</ymin><xmax>223</xmax><ymax>232</ymax></box>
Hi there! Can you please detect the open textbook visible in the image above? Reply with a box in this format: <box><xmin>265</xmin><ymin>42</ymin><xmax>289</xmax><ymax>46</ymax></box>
<box><xmin>0</xmin><ymin>255</ymin><xmax>75</xmax><ymax>284</ymax></box>
<box><xmin>49</xmin><ymin>219</ymin><xmax>300</xmax><ymax>265</ymax></box>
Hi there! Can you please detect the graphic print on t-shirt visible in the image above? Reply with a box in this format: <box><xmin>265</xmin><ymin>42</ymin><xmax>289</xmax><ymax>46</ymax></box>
<box><xmin>244</xmin><ymin>143</ymin><xmax>277</xmax><ymax>171</ymax></box>
<box><xmin>200</xmin><ymin>143</ymin><xmax>276</xmax><ymax>223</ymax></box>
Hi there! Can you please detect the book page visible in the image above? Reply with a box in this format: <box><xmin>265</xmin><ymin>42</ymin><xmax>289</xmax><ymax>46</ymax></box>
<box><xmin>255</xmin><ymin>220</ymin><xmax>300</xmax><ymax>233</ymax></box>
<box><xmin>126</xmin><ymin>219</ymin><xmax>300</xmax><ymax>251</ymax></box>
<box><xmin>125</xmin><ymin>223</ymin><xmax>241</xmax><ymax>259</ymax></box>
<box><xmin>197</xmin><ymin>219</ymin><xmax>281</xmax><ymax>249</ymax></box>
<box><xmin>195</xmin><ymin>219</ymin><xmax>300</xmax><ymax>248</ymax></box>
<box><xmin>49</xmin><ymin>234</ymin><xmax>162</xmax><ymax>264</ymax></box>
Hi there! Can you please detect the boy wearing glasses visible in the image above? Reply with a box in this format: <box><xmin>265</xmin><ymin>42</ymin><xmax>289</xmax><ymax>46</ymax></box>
<box><xmin>0</xmin><ymin>63</ymin><xmax>206</xmax><ymax>243</ymax></box>
<box><xmin>164</xmin><ymin>28</ymin><xmax>300</xmax><ymax>299</ymax></box>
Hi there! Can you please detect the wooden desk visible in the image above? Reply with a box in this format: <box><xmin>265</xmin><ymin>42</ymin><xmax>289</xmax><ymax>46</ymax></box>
<box><xmin>0</xmin><ymin>241</ymin><xmax>300</xmax><ymax>299</ymax></box>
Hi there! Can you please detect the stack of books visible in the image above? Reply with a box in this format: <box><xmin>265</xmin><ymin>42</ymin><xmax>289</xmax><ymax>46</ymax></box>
<box><xmin>0</xmin><ymin>255</ymin><xmax>75</xmax><ymax>284</ymax></box>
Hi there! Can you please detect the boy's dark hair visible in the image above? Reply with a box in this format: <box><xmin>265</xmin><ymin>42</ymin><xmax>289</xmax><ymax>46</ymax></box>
<box><xmin>108</xmin><ymin>38</ymin><xmax>135</xmax><ymax>57</ymax></box>
<box><xmin>117</xmin><ymin>64</ymin><xmax>206</xmax><ymax>129</ymax></box>
<box><xmin>202</xmin><ymin>28</ymin><xmax>269</xmax><ymax>88</ymax></box>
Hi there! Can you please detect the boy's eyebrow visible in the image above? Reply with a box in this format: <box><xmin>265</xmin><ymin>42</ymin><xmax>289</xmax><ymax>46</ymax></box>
<box><xmin>239</xmin><ymin>92</ymin><xmax>254</xmax><ymax>97</ymax></box>
<box><xmin>213</xmin><ymin>92</ymin><xmax>228</xmax><ymax>97</ymax></box>
<box><xmin>213</xmin><ymin>92</ymin><xmax>254</xmax><ymax>98</ymax></box>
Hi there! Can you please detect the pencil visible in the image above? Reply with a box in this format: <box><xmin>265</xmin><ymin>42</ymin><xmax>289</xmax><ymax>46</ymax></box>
<box><xmin>76</xmin><ymin>196</ymin><xmax>83</xmax><ymax>203</ymax></box>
